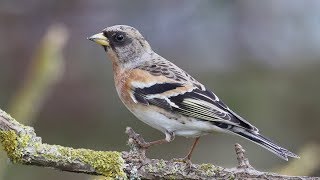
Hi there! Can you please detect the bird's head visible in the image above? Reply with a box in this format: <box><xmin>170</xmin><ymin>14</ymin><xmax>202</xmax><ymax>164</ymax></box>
<box><xmin>88</xmin><ymin>25</ymin><xmax>152</xmax><ymax>67</ymax></box>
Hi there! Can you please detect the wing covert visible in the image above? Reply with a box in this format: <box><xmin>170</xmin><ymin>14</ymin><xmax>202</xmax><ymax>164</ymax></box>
<box><xmin>132</xmin><ymin>82</ymin><xmax>257</xmax><ymax>132</ymax></box>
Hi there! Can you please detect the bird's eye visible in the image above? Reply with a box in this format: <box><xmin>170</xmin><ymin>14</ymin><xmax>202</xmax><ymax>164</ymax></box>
<box><xmin>114</xmin><ymin>34</ymin><xmax>124</xmax><ymax>42</ymax></box>
<box><xmin>103</xmin><ymin>31</ymin><xmax>108</xmax><ymax>37</ymax></box>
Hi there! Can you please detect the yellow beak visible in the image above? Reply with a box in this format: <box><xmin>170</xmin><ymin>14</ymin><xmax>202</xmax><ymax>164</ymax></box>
<box><xmin>87</xmin><ymin>33</ymin><xmax>109</xmax><ymax>46</ymax></box>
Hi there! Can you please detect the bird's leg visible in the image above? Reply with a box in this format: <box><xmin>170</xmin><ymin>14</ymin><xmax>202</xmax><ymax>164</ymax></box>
<box><xmin>184</xmin><ymin>137</ymin><xmax>200</xmax><ymax>160</ymax></box>
<box><xmin>138</xmin><ymin>131</ymin><xmax>175</xmax><ymax>149</ymax></box>
<box><xmin>173</xmin><ymin>137</ymin><xmax>200</xmax><ymax>164</ymax></box>
<box><xmin>138</xmin><ymin>138</ymin><xmax>168</xmax><ymax>148</ymax></box>
<box><xmin>125</xmin><ymin>128</ymin><xmax>175</xmax><ymax>163</ymax></box>
<box><xmin>127</xmin><ymin>128</ymin><xmax>175</xmax><ymax>149</ymax></box>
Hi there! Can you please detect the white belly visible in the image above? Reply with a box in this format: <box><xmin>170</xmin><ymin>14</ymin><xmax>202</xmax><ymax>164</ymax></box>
<box><xmin>131</xmin><ymin>108</ymin><xmax>220</xmax><ymax>138</ymax></box>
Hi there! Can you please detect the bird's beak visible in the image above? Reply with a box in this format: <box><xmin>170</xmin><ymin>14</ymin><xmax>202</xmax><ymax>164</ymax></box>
<box><xmin>87</xmin><ymin>33</ymin><xmax>110</xmax><ymax>46</ymax></box>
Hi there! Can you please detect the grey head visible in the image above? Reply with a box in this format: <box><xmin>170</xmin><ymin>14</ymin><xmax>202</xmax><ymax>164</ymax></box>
<box><xmin>88</xmin><ymin>25</ymin><xmax>152</xmax><ymax>66</ymax></box>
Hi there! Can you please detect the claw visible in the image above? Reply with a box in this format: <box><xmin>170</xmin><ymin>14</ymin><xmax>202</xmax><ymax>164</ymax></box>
<box><xmin>137</xmin><ymin>141</ymin><xmax>151</xmax><ymax>149</ymax></box>
<box><xmin>172</xmin><ymin>157</ymin><xmax>193</xmax><ymax>171</ymax></box>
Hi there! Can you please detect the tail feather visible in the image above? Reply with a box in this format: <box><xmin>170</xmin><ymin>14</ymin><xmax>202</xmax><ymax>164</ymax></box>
<box><xmin>230</xmin><ymin>127</ymin><xmax>299</xmax><ymax>160</ymax></box>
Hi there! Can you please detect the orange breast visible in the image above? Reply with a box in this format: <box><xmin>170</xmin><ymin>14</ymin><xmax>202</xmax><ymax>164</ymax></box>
<box><xmin>115</xmin><ymin>68</ymin><xmax>172</xmax><ymax>108</ymax></box>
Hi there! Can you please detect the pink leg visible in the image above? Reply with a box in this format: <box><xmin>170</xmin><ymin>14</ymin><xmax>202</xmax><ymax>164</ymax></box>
<box><xmin>185</xmin><ymin>137</ymin><xmax>200</xmax><ymax>160</ymax></box>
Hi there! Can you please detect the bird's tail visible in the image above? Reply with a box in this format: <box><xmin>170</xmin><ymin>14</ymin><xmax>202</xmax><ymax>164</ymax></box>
<box><xmin>229</xmin><ymin>127</ymin><xmax>299</xmax><ymax>160</ymax></box>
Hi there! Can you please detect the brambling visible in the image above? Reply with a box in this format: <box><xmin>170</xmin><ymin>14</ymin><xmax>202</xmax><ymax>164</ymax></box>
<box><xmin>88</xmin><ymin>25</ymin><xmax>299</xmax><ymax>161</ymax></box>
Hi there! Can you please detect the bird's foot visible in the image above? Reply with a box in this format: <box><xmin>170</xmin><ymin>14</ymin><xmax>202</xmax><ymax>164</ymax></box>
<box><xmin>126</xmin><ymin>127</ymin><xmax>150</xmax><ymax>149</ymax></box>
<box><xmin>137</xmin><ymin>141</ymin><xmax>152</xmax><ymax>149</ymax></box>
<box><xmin>172</xmin><ymin>156</ymin><xmax>192</xmax><ymax>164</ymax></box>
<box><xmin>172</xmin><ymin>157</ymin><xmax>193</xmax><ymax>171</ymax></box>
<box><xmin>125</xmin><ymin>127</ymin><xmax>150</xmax><ymax>162</ymax></box>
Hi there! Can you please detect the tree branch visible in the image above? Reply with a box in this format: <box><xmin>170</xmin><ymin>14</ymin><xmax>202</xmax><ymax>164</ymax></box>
<box><xmin>0</xmin><ymin>109</ymin><xmax>317</xmax><ymax>179</ymax></box>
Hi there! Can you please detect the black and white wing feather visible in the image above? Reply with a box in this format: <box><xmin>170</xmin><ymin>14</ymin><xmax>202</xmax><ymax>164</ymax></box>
<box><xmin>133</xmin><ymin>82</ymin><xmax>256</xmax><ymax>131</ymax></box>
<box><xmin>131</xmin><ymin>58</ymin><xmax>299</xmax><ymax>160</ymax></box>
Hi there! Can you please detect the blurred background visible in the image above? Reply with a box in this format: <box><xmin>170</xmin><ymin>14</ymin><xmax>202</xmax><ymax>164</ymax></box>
<box><xmin>0</xmin><ymin>0</ymin><xmax>320</xmax><ymax>179</ymax></box>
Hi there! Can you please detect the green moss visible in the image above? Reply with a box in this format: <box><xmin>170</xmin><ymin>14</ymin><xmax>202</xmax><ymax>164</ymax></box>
<box><xmin>19</xmin><ymin>133</ymin><xmax>31</xmax><ymax>147</ymax></box>
<box><xmin>167</xmin><ymin>175</ymin><xmax>177</xmax><ymax>179</ymax></box>
<box><xmin>146</xmin><ymin>163</ymin><xmax>156</xmax><ymax>173</ymax></box>
<box><xmin>64</xmin><ymin>148</ymin><xmax>126</xmax><ymax>179</ymax></box>
<box><xmin>156</xmin><ymin>159</ymin><xmax>166</xmax><ymax>169</ymax></box>
<box><xmin>39</xmin><ymin>145</ymin><xmax>126</xmax><ymax>179</ymax></box>
<box><xmin>0</xmin><ymin>130</ymin><xmax>22</xmax><ymax>163</ymax></box>
<box><xmin>199</xmin><ymin>163</ymin><xmax>216</xmax><ymax>176</ymax></box>
<box><xmin>228</xmin><ymin>174</ymin><xmax>235</xmax><ymax>180</ymax></box>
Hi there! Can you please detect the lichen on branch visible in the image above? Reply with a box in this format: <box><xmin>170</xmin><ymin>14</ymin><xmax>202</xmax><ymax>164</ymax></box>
<box><xmin>0</xmin><ymin>108</ymin><xmax>317</xmax><ymax>179</ymax></box>
<box><xmin>0</xmin><ymin>109</ymin><xmax>126</xmax><ymax>179</ymax></box>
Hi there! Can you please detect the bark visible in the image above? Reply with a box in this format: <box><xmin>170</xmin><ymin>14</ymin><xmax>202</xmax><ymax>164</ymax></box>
<box><xmin>0</xmin><ymin>109</ymin><xmax>318</xmax><ymax>179</ymax></box>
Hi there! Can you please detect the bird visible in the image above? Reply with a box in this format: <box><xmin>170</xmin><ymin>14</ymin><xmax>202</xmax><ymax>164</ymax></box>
<box><xmin>88</xmin><ymin>25</ymin><xmax>299</xmax><ymax>161</ymax></box>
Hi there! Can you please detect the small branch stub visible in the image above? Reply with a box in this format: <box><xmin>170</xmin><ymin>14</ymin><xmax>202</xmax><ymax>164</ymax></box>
<box><xmin>235</xmin><ymin>143</ymin><xmax>253</xmax><ymax>169</ymax></box>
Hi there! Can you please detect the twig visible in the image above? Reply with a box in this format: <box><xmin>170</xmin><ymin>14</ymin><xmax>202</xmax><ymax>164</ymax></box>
<box><xmin>235</xmin><ymin>143</ymin><xmax>253</xmax><ymax>169</ymax></box>
<box><xmin>0</xmin><ymin>108</ymin><xmax>318</xmax><ymax>179</ymax></box>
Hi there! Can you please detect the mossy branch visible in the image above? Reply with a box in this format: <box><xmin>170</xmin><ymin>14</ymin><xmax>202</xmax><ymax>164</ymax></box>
<box><xmin>0</xmin><ymin>109</ymin><xmax>125</xmax><ymax>179</ymax></box>
<box><xmin>0</xmin><ymin>109</ymin><xmax>318</xmax><ymax>179</ymax></box>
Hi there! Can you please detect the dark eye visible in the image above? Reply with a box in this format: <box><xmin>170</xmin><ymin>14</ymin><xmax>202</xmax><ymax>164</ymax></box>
<box><xmin>103</xmin><ymin>31</ymin><xmax>108</xmax><ymax>37</ymax></box>
<box><xmin>114</xmin><ymin>33</ymin><xmax>124</xmax><ymax>42</ymax></box>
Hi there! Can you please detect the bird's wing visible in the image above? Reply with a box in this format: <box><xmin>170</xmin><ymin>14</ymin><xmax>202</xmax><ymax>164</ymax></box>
<box><xmin>129</xmin><ymin>61</ymin><xmax>258</xmax><ymax>132</ymax></box>
<box><xmin>128</xmin><ymin>63</ymin><xmax>300</xmax><ymax>161</ymax></box>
